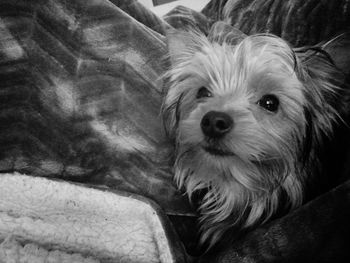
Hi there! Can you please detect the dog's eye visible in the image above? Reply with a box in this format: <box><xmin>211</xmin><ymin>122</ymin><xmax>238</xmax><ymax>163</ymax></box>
<box><xmin>258</xmin><ymin>94</ymin><xmax>279</xmax><ymax>112</ymax></box>
<box><xmin>196</xmin><ymin>87</ymin><xmax>212</xmax><ymax>99</ymax></box>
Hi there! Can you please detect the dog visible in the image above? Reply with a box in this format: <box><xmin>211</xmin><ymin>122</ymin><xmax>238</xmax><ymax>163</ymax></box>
<box><xmin>162</xmin><ymin>22</ymin><xmax>348</xmax><ymax>250</ymax></box>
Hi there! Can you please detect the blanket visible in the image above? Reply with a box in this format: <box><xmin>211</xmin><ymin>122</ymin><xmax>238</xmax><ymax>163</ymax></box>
<box><xmin>1</xmin><ymin>0</ymin><xmax>350</xmax><ymax>262</ymax></box>
<box><xmin>0</xmin><ymin>0</ymin><xmax>195</xmax><ymax>261</ymax></box>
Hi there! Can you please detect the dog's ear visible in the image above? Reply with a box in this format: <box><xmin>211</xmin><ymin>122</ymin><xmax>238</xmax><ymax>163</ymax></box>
<box><xmin>294</xmin><ymin>33</ymin><xmax>350</xmax><ymax>164</ymax></box>
<box><xmin>166</xmin><ymin>29</ymin><xmax>204</xmax><ymax>65</ymax></box>
<box><xmin>207</xmin><ymin>21</ymin><xmax>246</xmax><ymax>45</ymax></box>
<box><xmin>321</xmin><ymin>32</ymin><xmax>350</xmax><ymax>77</ymax></box>
<box><xmin>322</xmin><ymin>32</ymin><xmax>350</xmax><ymax>117</ymax></box>
<box><xmin>295</xmin><ymin>33</ymin><xmax>350</xmax><ymax>117</ymax></box>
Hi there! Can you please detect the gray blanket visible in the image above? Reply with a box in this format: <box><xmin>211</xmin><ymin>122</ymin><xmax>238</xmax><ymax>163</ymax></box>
<box><xmin>1</xmin><ymin>0</ymin><xmax>350</xmax><ymax>262</ymax></box>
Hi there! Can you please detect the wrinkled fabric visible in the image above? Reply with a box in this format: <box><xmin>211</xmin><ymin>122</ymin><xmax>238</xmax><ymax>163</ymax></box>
<box><xmin>2</xmin><ymin>1</ymin><xmax>350</xmax><ymax>262</ymax></box>
<box><xmin>0</xmin><ymin>173</ymin><xmax>187</xmax><ymax>262</ymax></box>
<box><xmin>0</xmin><ymin>0</ymin><xmax>209</xmax><ymax>257</ymax></box>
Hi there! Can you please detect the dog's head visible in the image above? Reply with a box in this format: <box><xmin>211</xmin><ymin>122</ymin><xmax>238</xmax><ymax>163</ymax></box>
<box><xmin>162</xmin><ymin>23</ymin><xmax>344</xmax><ymax>247</ymax></box>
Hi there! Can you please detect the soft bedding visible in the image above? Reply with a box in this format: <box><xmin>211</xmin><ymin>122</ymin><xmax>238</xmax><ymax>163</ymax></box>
<box><xmin>1</xmin><ymin>0</ymin><xmax>350</xmax><ymax>262</ymax></box>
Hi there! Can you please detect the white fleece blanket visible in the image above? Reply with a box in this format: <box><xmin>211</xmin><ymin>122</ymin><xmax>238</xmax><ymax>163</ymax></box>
<box><xmin>0</xmin><ymin>173</ymin><xmax>178</xmax><ymax>263</ymax></box>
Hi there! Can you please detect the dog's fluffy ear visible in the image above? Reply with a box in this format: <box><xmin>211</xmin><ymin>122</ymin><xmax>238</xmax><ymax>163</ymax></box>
<box><xmin>166</xmin><ymin>29</ymin><xmax>204</xmax><ymax>65</ymax></box>
<box><xmin>293</xmin><ymin>33</ymin><xmax>350</xmax><ymax>159</ymax></box>
<box><xmin>166</xmin><ymin>30</ymin><xmax>188</xmax><ymax>59</ymax></box>
<box><xmin>295</xmin><ymin>33</ymin><xmax>350</xmax><ymax>118</ymax></box>
<box><xmin>295</xmin><ymin>32</ymin><xmax>350</xmax><ymax>86</ymax></box>
<box><xmin>166</xmin><ymin>23</ymin><xmax>246</xmax><ymax>64</ymax></box>
<box><xmin>322</xmin><ymin>32</ymin><xmax>350</xmax><ymax>116</ymax></box>
<box><xmin>321</xmin><ymin>32</ymin><xmax>350</xmax><ymax>77</ymax></box>
<box><xmin>208</xmin><ymin>21</ymin><xmax>246</xmax><ymax>45</ymax></box>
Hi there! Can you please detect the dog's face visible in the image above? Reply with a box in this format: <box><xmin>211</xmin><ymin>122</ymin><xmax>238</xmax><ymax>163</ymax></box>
<box><xmin>162</xmin><ymin>25</ymin><xmax>341</xmax><ymax>247</ymax></box>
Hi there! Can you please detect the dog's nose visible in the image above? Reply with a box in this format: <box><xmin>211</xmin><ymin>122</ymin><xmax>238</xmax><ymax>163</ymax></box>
<box><xmin>200</xmin><ymin>111</ymin><xmax>233</xmax><ymax>138</ymax></box>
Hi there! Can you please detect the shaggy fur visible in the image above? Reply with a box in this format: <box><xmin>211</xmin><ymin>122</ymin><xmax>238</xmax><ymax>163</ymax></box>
<box><xmin>162</xmin><ymin>22</ymin><xmax>344</xmax><ymax>248</ymax></box>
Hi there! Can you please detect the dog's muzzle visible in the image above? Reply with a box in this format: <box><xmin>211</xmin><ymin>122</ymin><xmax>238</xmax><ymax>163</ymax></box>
<box><xmin>200</xmin><ymin>111</ymin><xmax>233</xmax><ymax>139</ymax></box>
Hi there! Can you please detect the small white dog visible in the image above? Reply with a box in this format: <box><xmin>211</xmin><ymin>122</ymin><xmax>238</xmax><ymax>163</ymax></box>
<box><xmin>162</xmin><ymin>22</ymin><xmax>344</xmax><ymax>248</ymax></box>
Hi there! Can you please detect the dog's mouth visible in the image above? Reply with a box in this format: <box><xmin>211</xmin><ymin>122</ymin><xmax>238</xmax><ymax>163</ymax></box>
<box><xmin>203</xmin><ymin>146</ymin><xmax>234</xmax><ymax>156</ymax></box>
